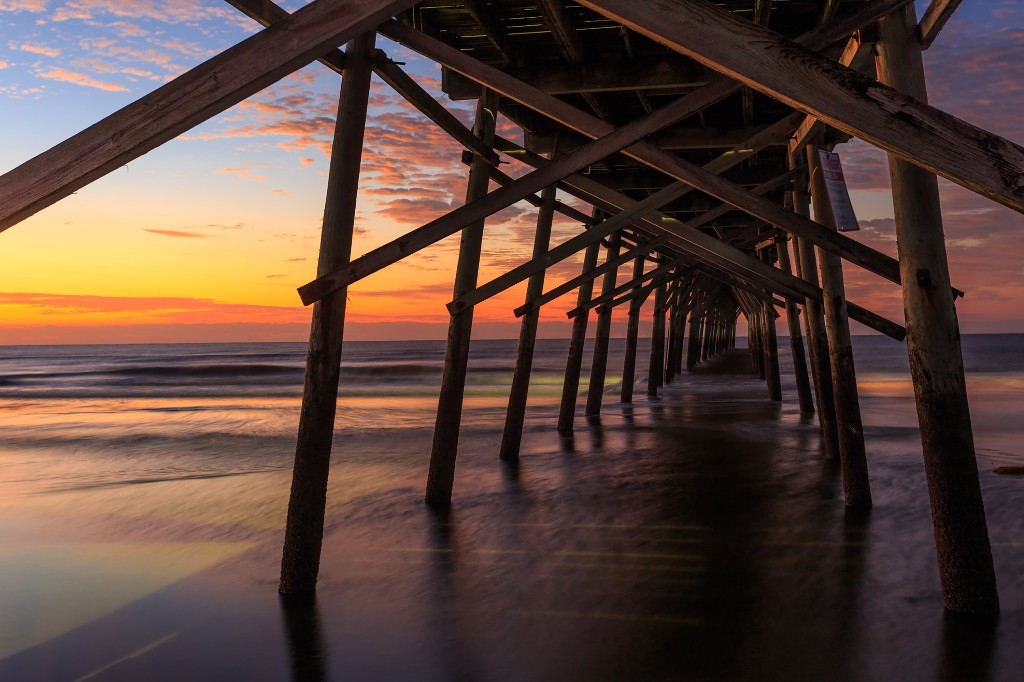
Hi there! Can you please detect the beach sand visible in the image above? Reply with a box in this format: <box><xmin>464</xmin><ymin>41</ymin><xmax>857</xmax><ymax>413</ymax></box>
<box><xmin>0</xmin><ymin>340</ymin><xmax>1021</xmax><ymax>680</ymax></box>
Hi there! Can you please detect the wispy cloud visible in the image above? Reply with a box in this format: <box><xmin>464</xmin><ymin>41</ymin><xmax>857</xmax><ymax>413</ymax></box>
<box><xmin>36</xmin><ymin>66</ymin><xmax>127</xmax><ymax>91</ymax></box>
<box><xmin>0</xmin><ymin>291</ymin><xmax>307</xmax><ymax>324</ymax></box>
<box><xmin>0</xmin><ymin>1</ymin><xmax>49</xmax><ymax>12</ymax></box>
<box><xmin>16</xmin><ymin>41</ymin><xmax>61</xmax><ymax>56</ymax></box>
<box><xmin>143</xmin><ymin>229</ymin><xmax>207</xmax><ymax>238</ymax></box>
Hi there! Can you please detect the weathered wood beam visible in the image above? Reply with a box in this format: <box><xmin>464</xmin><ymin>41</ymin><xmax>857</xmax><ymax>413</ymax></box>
<box><xmin>606</xmin><ymin>271</ymin><xmax>671</xmax><ymax>317</ymax></box>
<box><xmin>537</xmin><ymin>0</ymin><xmax>585</xmax><ymax>62</ymax></box>
<box><xmin>487</xmin><ymin>138</ymin><xmax>906</xmax><ymax>339</ymax></box>
<box><xmin>578</xmin><ymin>0</ymin><xmax>1024</xmax><ymax>213</ymax></box>
<box><xmin>919</xmin><ymin>0</ymin><xmax>963</xmax><ymax>50</ymax></box>
<box><xmin>372</xmin><ymin>53</ymin><xmax>499</xmax><ymax>165</ymax></box>
<box><xmin>569</xmin><ymin>256</ymin><xmax>688</xmax><ymax>318</ymax></box>
<box><xmin>788</xmin><ymin>33</ymin><xmax>875</xmax><ymax>152</ymax></box>
<box><xmin>441</xmin><ymin>56</ymin><xmax>712</xmax><ymax>99</ymax></box>
<box><xmin>224</xmin><ymin>0</ymin><xmax>345</xmax><ymax>72</ymax></box>
<box><xmin>449</xmin><ymin>115</ymin><xmax>838</xmax><ymax>315</ymax></box>
<box><xmin>474</xmin><ymin>155</ymin><xmax>596</xmax><ymax>225</ymax></box>
<box><xmin>378</xmin><ymin>18</ymin><xmax>907</xmax><ymax>290</ymax></box>
<box><xmin>299</xmin><ymin>55</ymin><xmax>745</xmax><ymax>305</ymax></box>
<box><xmin>0</xmin><ymin>0</ymin><xmax>417</xmax><ymax>233</ymax></box>
<box><xmin>527</xmin><ymin>125</ymin><xmax>790</xmax><ymax>154</ymax></box>
<box><xmin>515</xmin><ymin>234</ymin><xmax>671</xmax><ymax>317</ymax></box>
<box><xmin>449</xmin><ymin>180</ymin><xmax>696</xmax><ymax>315</ymax></box>
<box><xmin>462</xmin><ymin>0</ymin><xmax>517</xmax><ymax>64</ymax></box>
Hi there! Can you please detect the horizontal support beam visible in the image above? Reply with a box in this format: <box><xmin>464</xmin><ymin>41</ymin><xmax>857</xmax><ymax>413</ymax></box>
<box><xmin>568</xmin><ymin>257</ymin><xmax>688</xmax><ymax>318</ymax></box>
<box><xmin>442</xmin><ymin>56</ymin><xmax>713</xmax><ymax>99</ymax></box>
<box><xmin>452</xmin><ymin>114</ymin><xmax>802</xmax><ymax>314</ymax></box>
<box><xmin>579</xmin><ymin>0</ymin><xmax>1024</xmax><ymax>213</ymax></box>
<box><xmin>373</xmin><ymin>53</ymin><xmax>499</xmax><ymax>165</ymax></box>
<box><xmin>380</xmin><ymin>13</ymin><xmax>907</xmax><ymax>291</ymax></box>
<box><xmin>495</xmin><ymin>138</ymin><xmax>905</xmax><ymax>340</ymax></box>
<box><xmin>0</xmin><ymin>0</ymin><xmax>416</xmax><ymax>232</ymax></box>
<box><xmin>300</xmin><ymin>72</ymin><xmax>720</xmax><ymax>305</ymax></box>
<box><xmin>515</xmin><ymin>233</ymin><xmax>671</xmax><ymax>317</ymax></box>
<box><xmin>526</xmin><ymin>125</ymin><xmax>790</xmax><ymax>155</ymax></box>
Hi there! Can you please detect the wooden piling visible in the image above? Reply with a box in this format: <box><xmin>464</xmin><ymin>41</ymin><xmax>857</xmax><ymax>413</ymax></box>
<box><xmin>763</xmin><ymin>302</ymin><xmax>783</xmax><ymax>402</ymax></box>
<box><xmin>665</xmin><ymin>293</ymin><xmax>680</xmax><ymax>383</ymax></box>
<box><xmin>792</xmin><ymin>189</ymin><xmax>841</xmax><ymax>460</ymax></box>
<box><xmin>280</xmin><ymin>32</ymin><xmax>376</xmax><ymax>596</ymax></box>
<box><xmin>647</xmin><ymin>280</ymin><xmax>667</xmax><ymax>396</ymax></box>
<box><xmin>776</xmin><ymin>235</ymin><xmax>816</xmax><ymax>414</ymax></box>
<box><xmin>585</xmin><ymin>232</ymin><xmax>623</xmax><ymax>416</ymax></box>
<box><xmin>686</xmin><ymin>314</ymin><xmax>701</xmax><ymax>369</ymax></box>
<box><xmin>807</xmin><ymin>141</ymin><xmax>871</xmax><ymax>508</ymax></box>
<box><xmin>876</xmin><ymin>3</ymin><xmax>998</xmax><ymax>613</ymax></box>
<box><xmin>558</xmin><ymin>239</ymin><xmax>603</xmax><ymax>432</ymax></box>
<box><xmin>499</xmin><ymin>180</ymin><xmax>558</xmax><ymax>461</ymax></box>
<box><xmin>620</xmin><ymin>254</ymin><xmax>647</xmax><ymax>403</ymax></box>
<box><xmin>424</xmin><ymin>89</ymin><xmax>499</xmax><ymax>507</ymax></box>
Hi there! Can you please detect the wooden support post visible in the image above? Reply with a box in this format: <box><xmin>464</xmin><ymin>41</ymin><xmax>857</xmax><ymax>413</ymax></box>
<box><xmin>647</xmin><ymin>280</ymin><xmax>667</xmax><ymax>396</ymax></box>
<box><xmin>665</xmin><ymin>293</ymin><xmax>680</xmax><ymax>383</ymax></box>
<box><xmin>279</xmin><ymin>32</ymin><xmax>375</xmax><ymax>596</ymax></box>
<box><xmin>558</xmin><ymin>239</ymin><xmax>603</xmax><ymax>432</ymax></box>
<box><xmin>585</xmin><ymin>232</ymin><xmax>623</xmax><ymax>417</ymax></box>
<box><xmin>807</xmin><ymin>142</ymin><xmax>871</xmax><ymax>507</ymax></box>
<box><xmin>792</xmin><ymin>170</ymin><xmax>841</xmax><ymax>460</ymax></box>
<box><xmin>672</xmin><ymin>296</ymin><xmax>688</xmax><ymax>374</ymax></box>
<box><xmin>876</xmin><ymin>4</ymin><xmax>998</xmax><ymax>612</ymax></box>
<box><xmin>776</xmin><ymin>236</ymin><xmax>816</xmax><ymax>414</ymax></box>
<box><xmin>499</xmin><ymin>180</ymin><xmax>558</xmax><ymax>462</ymax></box>
<box><xmin>701</xmin><ymin>313</ymin><xmax>712</xmax><ymax>362</ymax></box>
<box><xmin>687</xmin><ymin>314</ymin><xmax>702</xmax><ymax>369</ymax></box>
<box><xmin>425</xmin><ymin>89</ymin><xmax>499</xmax><ymax>507</ymax></box>
<box><xmin>763</xmin><ymin>301</ymin><xmax>783</xmax><ymax>401</ymax></box>
<box><xmin>620</xmin><ymin>255</ymin><xmax>647</xmax><ymax>403</ymax></box>
<box><xmin>748</xmin><ymin>307</ymin><xmax>764</xmax><ymax>377</ymax></box>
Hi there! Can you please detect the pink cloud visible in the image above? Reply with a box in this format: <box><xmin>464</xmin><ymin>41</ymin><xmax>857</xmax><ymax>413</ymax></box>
<box><xmin>37</xmin><ymin>66</ymin><xmax>127</xmax><ymax>91</ymax></box>
<box><xmin>0</xmin><ymin>0</ymin><xmax>48</xmax><ymax>12</ymax></box>
<box><xmin>18</xmin><ymin>42</ymin><xmax>61</xmax><ymax>57</ymax></box>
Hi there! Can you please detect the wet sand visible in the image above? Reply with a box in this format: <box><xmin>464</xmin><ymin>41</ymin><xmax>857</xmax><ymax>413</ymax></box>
<box><xmin>0</xmin><ymin>347</ymin><xmax>1022</xmax><ymax>680</ymax></box>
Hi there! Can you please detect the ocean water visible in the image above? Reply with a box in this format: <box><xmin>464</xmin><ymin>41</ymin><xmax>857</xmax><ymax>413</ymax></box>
<box><xmin>0</xmin><ymin>335</ymin><xmax>1021</xmax><ymax>680</ymax></box>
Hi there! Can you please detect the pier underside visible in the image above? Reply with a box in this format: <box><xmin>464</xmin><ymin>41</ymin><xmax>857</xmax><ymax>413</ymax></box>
<box><xmin>0</xmin><ymin>0</ymin><xmax>1018</xmax><ymax>615</ymax></box>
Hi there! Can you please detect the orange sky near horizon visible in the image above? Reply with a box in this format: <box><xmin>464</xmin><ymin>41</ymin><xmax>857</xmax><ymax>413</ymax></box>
<box><xmin>1</xmin><ymin>0</ymin><xmax>1023</xmax><ymax>345</ymax></box>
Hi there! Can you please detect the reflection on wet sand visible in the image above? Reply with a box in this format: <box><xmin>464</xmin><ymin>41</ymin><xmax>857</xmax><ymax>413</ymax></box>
<box><xmin>0</xmin><ymin>346</ymin><xmax>1021</xmax><ymax>680</ymax></box>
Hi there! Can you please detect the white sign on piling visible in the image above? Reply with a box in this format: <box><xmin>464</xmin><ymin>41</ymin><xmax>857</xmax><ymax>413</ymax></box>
<box><xmin>818</xmin><ymin>150</ymin><xmax>859</xmax><ymax>232</ymax></box>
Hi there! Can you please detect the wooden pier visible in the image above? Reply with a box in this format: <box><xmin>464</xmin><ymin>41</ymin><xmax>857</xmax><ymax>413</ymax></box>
<box><xmin>1</xmin><ymin>0</ymin><xmax>1017</xmax><ymax>614</ymax></box>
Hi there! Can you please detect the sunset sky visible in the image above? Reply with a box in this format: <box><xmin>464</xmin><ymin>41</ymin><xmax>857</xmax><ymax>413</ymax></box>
<box><xmin>0</xmin><ymin>0</ymin><xmax>1022</xmax><ymax>344</ymax></box>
